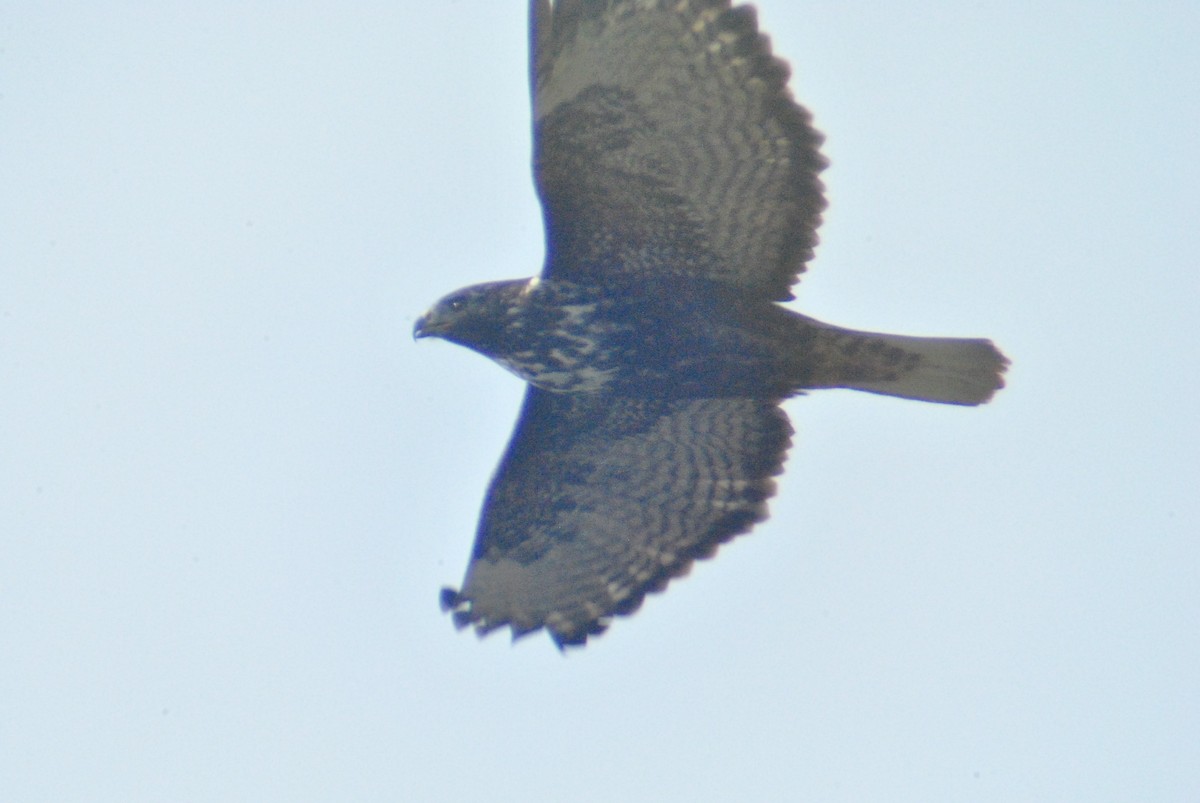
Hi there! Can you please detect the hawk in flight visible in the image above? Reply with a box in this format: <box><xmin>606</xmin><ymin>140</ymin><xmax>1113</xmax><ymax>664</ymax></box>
<box><xmin>415</xmin><ymin>0</ymin><xmax>1008</xmax><ymax>647</ymax></box>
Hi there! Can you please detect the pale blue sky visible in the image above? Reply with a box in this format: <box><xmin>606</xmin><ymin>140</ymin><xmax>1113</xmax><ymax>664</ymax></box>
<box><xmin>3</xmin><ymin>2</ymin><xmax>1198</xmax><ymax>801</ymax></box>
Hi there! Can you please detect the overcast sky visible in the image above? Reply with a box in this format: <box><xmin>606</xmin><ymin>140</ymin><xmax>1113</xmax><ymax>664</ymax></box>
<box><xmin>3</xmin><ymin>2</ymin><xmax>1198</xmax><ymax>801</ymax></box>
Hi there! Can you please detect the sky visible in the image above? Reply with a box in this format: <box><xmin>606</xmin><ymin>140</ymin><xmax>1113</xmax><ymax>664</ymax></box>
<box><xmin>3</xmin><ymin>1</ymin><xmax>1198</xmax><ymax>801</ymax></box>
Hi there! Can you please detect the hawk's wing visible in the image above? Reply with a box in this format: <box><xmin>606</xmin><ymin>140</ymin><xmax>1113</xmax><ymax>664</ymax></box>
<box><xmin>441</xmin><ymin>387</ymin><xmax>792</xmax><ymax>646</ymax></box>
<box><xmin>530</xmin><ymin>0</ymin><xmax>826</xmax><ymax>301</ymax></box>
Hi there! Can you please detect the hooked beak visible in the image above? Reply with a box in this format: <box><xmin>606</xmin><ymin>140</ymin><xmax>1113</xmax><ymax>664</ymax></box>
<box><xmin>413</xmin><ymin>311</ymin><xmax>448</xmax><ymax>341</ymax></box>
<box><xmin>412</xmin><ymin>314</ymin><xmax>429</xmax><ymax>341</ymax></box>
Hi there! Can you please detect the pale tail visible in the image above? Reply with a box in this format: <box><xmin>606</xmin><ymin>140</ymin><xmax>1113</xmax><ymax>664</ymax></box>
<box><xmin>800</xmin><ymin>320</ymin><xmax>1009</xmax><ymax>406</ymax></box>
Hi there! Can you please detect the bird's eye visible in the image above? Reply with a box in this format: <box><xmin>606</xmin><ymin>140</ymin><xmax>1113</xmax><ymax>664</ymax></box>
<box><xmin>448</xmin><ymin>296</ymin><xmax>467</xmax><ymax>312</ymax></box>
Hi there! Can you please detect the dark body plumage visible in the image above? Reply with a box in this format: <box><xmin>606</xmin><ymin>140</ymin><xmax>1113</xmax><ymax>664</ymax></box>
<box><xmin>414</xmin><ymin>0</ymin><xmax>1008</xmax><ymax>647</ymax></box>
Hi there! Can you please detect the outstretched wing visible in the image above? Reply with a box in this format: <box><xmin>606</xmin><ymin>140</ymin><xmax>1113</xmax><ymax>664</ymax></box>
<box><xmin>442</xmin><ymin>387</ymin><xmax>793</xmax><ymax>647</ymax></box>
<box><xmin>530</xmin><ymin>0</ymin><xmax>826</xmax><ymax>301</ymax></box>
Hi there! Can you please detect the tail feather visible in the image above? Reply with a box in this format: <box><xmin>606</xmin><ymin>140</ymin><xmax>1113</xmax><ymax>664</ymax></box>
<box><xmin>847</xmin><ymin>334</ymin><xmax>1008</xmax><ymax>405</ymax></box>
<box><xmin>799</xmin><ymin>321</ymin><xmax>1009</xmax><ymax>406</ymax></box>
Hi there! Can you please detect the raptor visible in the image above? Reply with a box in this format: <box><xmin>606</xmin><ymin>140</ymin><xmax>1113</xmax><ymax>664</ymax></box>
<box><xmin>415</xmin><ymin>0</ymin><xmax>1008</xmax><ymax>647</ymax></box>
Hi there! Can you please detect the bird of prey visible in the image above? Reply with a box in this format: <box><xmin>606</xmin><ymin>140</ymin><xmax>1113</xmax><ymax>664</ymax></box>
<box><xmin>414</xmin><ymin>0</ymin><xmax>1008</xmax><ymax>648</ymax></box>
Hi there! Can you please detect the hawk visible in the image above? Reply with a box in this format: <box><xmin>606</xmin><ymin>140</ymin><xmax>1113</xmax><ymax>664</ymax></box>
<box><xmin>414</xmin><ymin>0</ymin><xmax>1008</xmax><ymax>648</ymax></box>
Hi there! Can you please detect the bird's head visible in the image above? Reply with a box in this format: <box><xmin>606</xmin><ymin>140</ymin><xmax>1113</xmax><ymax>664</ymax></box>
<box><xmin>413</xmin><ymin>278</ymin><xmax>535</xmax><ymax>356</ymax></box>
